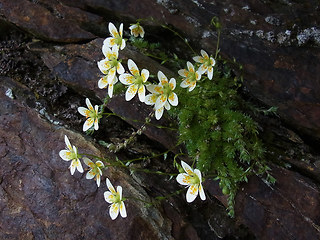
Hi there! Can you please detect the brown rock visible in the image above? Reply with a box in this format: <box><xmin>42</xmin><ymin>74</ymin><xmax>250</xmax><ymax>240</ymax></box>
<box><xmin>0</xmin><ymin>79</ymin><xmax>181</xmax><ymax>239</ymax></box>
<box><xmin>0</xmin><ymin>0</ymin><xmax>97</xmax><ymax>42</ymax></box>
<box><xmin>205</xmin><ymin>165</ymin><xmax>320</xmax><ymax>239</ymax></box>
<box><xmin>37</xmin><ymin>38</ymin><xmax>179</xmax><ymax>150</ymax></box>
<box><xmin>58</xmin><ymin>0</ymin><xmax>320</xmax><ymax>140</ymax></box>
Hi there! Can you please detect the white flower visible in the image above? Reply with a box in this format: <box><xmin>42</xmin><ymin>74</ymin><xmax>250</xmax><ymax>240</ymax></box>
<box><xmin>59</xmin><ymin>135</ymin><xmax>83</xmax><ymax>175</ymax></box>
<box><xmin>178</xmin><ymin>61</ymin><xmax>201</xmax><ymax>91</ymax></box>
<box><xmin>176</xmin><ymin>161</ymin><xmax>206</xmax><ymax>203</ymax></box>
<box><xmin>77</xmin><ymin>98</ymin><xmax>101</xmax><ymax>131</ymax></box>
<box><xmin>119</xmin><ymin>59</ymin><xmax>149</xmax><ymax>102</ymax></box>
<box><xmin>83</xmin><ymin>157</ymin><xmax>104</xmax><ymax>187</ymax></box>
<box><xmin>193</xmin><ymin>50</ymin><xmax>216</xmax><ymax>80</ymax></box>
<box><xmin>145</xmin><ymin>71</ymin><xmax>178</xmax><ymax>120</ymax></box>
<box><xmin>98</xmin><ymin>45</ymin><xmax>124</xmax><ymax>84</ymax></box>
<box><xmin>98</xmin><ymin>75</ymin><xmax>119</xmax><ymax>98</ymax></box>
<box><xmin>129</xmin><ymin>23</ymin><xmax>145</xmax><ymax>38</ymax></box>
<box><xmin>104</xmin><ymin>22</ymin><xmax>126</xmax><ymax>50</ymax></box>
<box><xmin>104</xmin><ymin>178</ymin><xmax>127</xmax><ymax>220</ymax></box>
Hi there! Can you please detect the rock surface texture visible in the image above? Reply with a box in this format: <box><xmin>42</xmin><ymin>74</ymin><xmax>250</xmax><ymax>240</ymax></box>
<box><xmin>0</xmin><ymin>0</ymin><xmax>320</xmax><ymax>239</ymax></box>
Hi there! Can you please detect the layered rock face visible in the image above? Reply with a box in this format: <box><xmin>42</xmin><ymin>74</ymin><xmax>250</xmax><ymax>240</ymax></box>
<box><xmin>0</xmin><ymin>0</ymin><xmax>320</xmax><ymax>239</ymax></box>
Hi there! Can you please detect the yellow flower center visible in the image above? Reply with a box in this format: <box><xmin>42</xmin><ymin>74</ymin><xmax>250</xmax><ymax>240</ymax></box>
<box><xmin>162</xmin><ymin>82</ymin><xmax>173</xmax><ymax>97</ymax></box>
<box><xmin>189</xmin><ymin>172</ymin><xmax>200</xmax><ymax>185</ymax></box>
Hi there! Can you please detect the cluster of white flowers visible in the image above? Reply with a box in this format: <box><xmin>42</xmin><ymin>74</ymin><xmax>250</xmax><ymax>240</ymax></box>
<box><xmin>59</xmin><ymin>135</ymin><xmax>104</xmax><ymax>186</ymax></box>
<box><xmin>59</xmin><ymin>135</ymin><xmax>127</xmax><ymax>220</ymax></box>
<box><xmin>61</xmin><ymin>21</ymin><xmax>215</xmax><ymax>220</ymax></box>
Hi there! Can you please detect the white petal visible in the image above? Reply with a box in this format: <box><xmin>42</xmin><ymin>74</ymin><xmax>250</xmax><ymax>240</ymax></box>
<box><xmin>194</xmin><ymin>169</ymin><xmax>202</xmax><ymax>183</ymax></box>
<box><xmin>141</xmin><ymin>69</ymin><xmax>149</xmax><ymax>82</ymax></box>
<box><xmin>83</xmin><ymin>157</ymin><xmax>93</xmax><ymax>167</ymax></box>
<box><xmin>169</xmin><ymin>78</ymin><xmax>176</xmax><ymax>90</ymax></box>
<box><xmin>128</xmin><ymin>59</ymin><xmax>139</xmax><ymax>76</ymax></box>
<box><xmin>117</xmin><ymin>186</ymin><xmax>122</xmax><ymax>200</ymax></box>
<box><xmin>72</xmin><ymin>145</ymin><xmax>78</xmax><ymax>156</ymax></box>
<box><xmin>164</xmin><ymin>101</ymin><xmax>171</xmax><ymax>110</ymax></box>
<box><xmin>119</xmin><ymin>73</ymin><xmax>135</xmax><ymax>85</ymax></box>
<box><xmin>96</xmin><ymin>174</ymin><xmax>101</xmax><ymax>187</ymax></box>
<box><xmin>59</xmin><ymin>150</ymin><xmax>71</xmax><ymax>161</ymax></box>
<box><xmin>78</xmin><ymin>106</ymin><xmax>90</xmax><ymax>117</ymax></box>
<box><xmin>157</xmin><ymin>71</ymin><xmax>168</xmax><ymax>85</ymax></box>
<box><xmin>181</xmin><ymin>161</ymin><xmax>194</xmax><ymax>175</ymax></box>
<box><xmin>195</xmin><ymin>71</ymin><xmax>201</xmax><ymax>80</ymax></box>
<box><xmin>146</xmin><ymin>84</ymin><xmax>157</xmax><ymax>94</ymax></box>
<box><xmin>107</xmin><ymin>67</ymin><xmax>116</xmax><ymax>83</ymax></box>
<box><xmin>85</xmin><ymin>98</ymin><xmax>94</xmax><ymax>111</ymax></box>
<box><xmin>199</xmin><ymin>183</ymin><xmax>206</xmax><ymax>200</ymax></box>
<box><xmin>98</xmin><ymin>76</ymin><xmax>109</xmax><ymax>89</ymax></box>
<box><xmin>186</xmin><ymin>185</ymin><xmax>199</xmax><ymax>203</ymax></box>
<box><xmin>210</xmin><ymin>57</ymin><xmax>216</xmax><ymax>67</ymax></box>
<box><xmin>176</xmin><ymin>173</ymin><xmax>191</xmax><ymax>186</ymax></box>
<box><xmin>96</xmin><ymin>161</ymin><xmax>105</xmax><ymax>168</ymax></box>
<box><xmin>94</xmin><ymin>117</ymin><xmax>99</xmax><ymax>130</ymax></box>
<box><xmin>109</xmin><ymin>22</ymin><xmax>118</xmax><ymax>37</ymax></box>
<box><xmin>64</xmin><ymin>135</ymin><xmax>72</xmax><ymax>150</ymax></box>
<box><xmin>155</xmin><ymin>95</ymin><xmax>167</xmax><ymax>110</ymax></box>
<box><xmin>97</xmin><ymin>60</ymin><xmax>109</xmax><ymax>74</ymax></box>
<box><xmin>180</xmin><ymin>79</ymin><xmax>190</xmax><ymax>88</ymax></box>
<box><xmin>155</xmin><ymin>107</ymin><xmax>164</xmax><ymax>120</ymax></box>
<box><xmin>111</xmin><ymin>45</ymin><xmax>119</xmax><ymax>59</ymax></box>
<box><xmin>168</xmin><ymin>92</ymin><xmax>178</xmax><ymax>106</ymax></box>
<box><xmin>189</xmin><ymin>81</ymin><xmax>197</xmax><ymax>91</ymax></box>
<box><xmin>198</xmin><ymin>64</ymin><xmax>207</xmax><ymax>74</ymax></box>
<box><xmin>70</xmin><ymin>162</ymin><xmax>76</xmax><ymax>175</ymax></box>
<box><xmin>76</xmin><ymin>160</ymin><xmax>83</xmax><ymax>173</ymax></box>
<box><xmin>102</xmin><ymin>44</ymin><xmax>110</xmax><ymax>58</ymax></box>
<box><xmin>187</xmin><ymin>61</ymin><xmax>194</xmax><ymax>72</ymax></box>
<box><xmin>139</xmin><ymin>27</ymin><xmax>145</xmax><ymax>38</ymax></box>
<box><xmin>119</xmin><ymin>23</ymin><xmax>123</xmax><ymax>37</ymax></box>
<box><xmin>83</xmin><ymin>118</ymin><xmax>94</xmax><ymax>132</ymax></box>
<box><xmin>201</xmin><ymin>49</ymin><xmax>209</xmax><ymax>58</ymax></box>
<box><xmin>106</xmin><ymin>178</ymin><xmax>116</xmax><ymax>194</ymax></box>
<box><xmin>207</xmin><ymin>66</ymin><xmax>213</xmax><ymax>80</ymax></box>
<box><xmin>108</xmin><ymin>82</ymin><xmax>114</xmax><ymax>98</ymax></box>
<box><xmin>103</xmin><ymin>37</ymin><xmax>115</xmax><ymax>48</ymax></box>
<box><xmin>104</xmin><ymin>191</ymin><xmax>114</xmax><ymax>204</ymax></box>
<box><xmin>145</xmin><ymin>94</ymin><xmax>157</xmax><ymax>105</ymax></box>
<box><xmin>117</xmin><ymin>62</ymin><xmax>125</xmax><ymax>74</ymax></box>
<box><xmin>178</xmin><ymin>69</ymin><xmax>188</xmax><ymax>77</ymax></box>
<box><xmin>109</xmin><ymin>203</ymin><xmax>120</xmax><ymax>220</ymax></box>
<box><xmin>120</xmin><ymin>202</ymin><xmax>127</xmax><ymax>218</ymax></box>
<box><xmin>120</xmin><ymin>39</ymin><xmax>126</xmax><ymax>50</ymax></box>
<box><xmin>86</xmin><ymin>170</ymin><xmax>95</xmax><ymax>179</ymax></box>
<box><xmin>138</xmin><ymin>85</ymin><xmax>146</xmax><ymax>102</ymax></box>
<box><xmin>192</xmin><ymin>56</ymin><xmax>203</xmax><ymax>63</ymax></box>
<box><xmin>125</xmin><ymin>84</ymin><xmax>138</xmax><ymax>101</ymax></box>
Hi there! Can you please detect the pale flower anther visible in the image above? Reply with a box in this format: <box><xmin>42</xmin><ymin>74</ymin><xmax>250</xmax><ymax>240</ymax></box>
<box><xmin>59</xmin><ymin>135</ymin><xmax>83</xmax><ymax>175</ymax></box>
<box><xmin>145</xmin><ymin>71</ymin><xmax>178</xmax><ymax>120</ymax></box>
<box><xmin>193</xmin><ymin>49</ymin><xmax>216</xmax><ymax>80</ymax></box>
<box><xmin>83</xmin><ymin>157</ymin><xmax>104</xmax><ymax>187</ymax></box>
<box><xmin>176</xmin><ymin>161</ymin><xmax>206</xmax><ymax>203</ymax></box>
<box><xmin>119</xmin><ymin>59</ymin><xmax>149</xmax><ymax>102</ymax></box>
<box><xmin>129</xmin><ymin>23</ymin><xmax>145</xmax><ymax>38</ymax></box>
<box><xmin>77</xmin><ymin>98</ymin><xmax>101</xmax><ymax>132</ymax></box>
<box><xmin>104</xmin><ymin>22</ymin><xmax>126</xmax><ymax>50</ymax></box>
<box><xmin>178</xmin><ymin>61</ymin><xmax>202</xmax><ymax>91</ymax></box>
<box><xmin>104</xmin><ymin>178</ymin><xmax>127</xmax><ymax>220</ymax></box>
